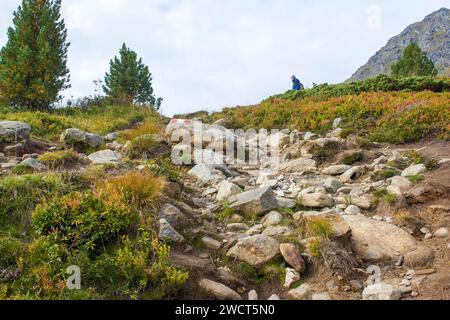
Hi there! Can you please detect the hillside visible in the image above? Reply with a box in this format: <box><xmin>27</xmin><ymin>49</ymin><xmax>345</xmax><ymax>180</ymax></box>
<box><xmin>348</xmin><ymin>8</ymin><xmax>450</xmax><ymax>81</ymax></box>
<box><xmin>1</xmin><ymin>78</ymin><xmax>450</xmax><ymax>300</ymax></box>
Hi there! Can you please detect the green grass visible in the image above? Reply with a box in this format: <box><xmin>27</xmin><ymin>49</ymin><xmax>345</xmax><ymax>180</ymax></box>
<box><xmin>372</xmin><ymin>189</ymin><xmax>396</xmax><ymax>205</ymax></box>
<box><xmin>342</xmin><ymin>152</ymin><xmax>364</xmax><ymax>166</ymax></box>
<box><xmin>0</xmin><ymin>104</ymin><xmax>164</xmax><ymax>142</ymax></box>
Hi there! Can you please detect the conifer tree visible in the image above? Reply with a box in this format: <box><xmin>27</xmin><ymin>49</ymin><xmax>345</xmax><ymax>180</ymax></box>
<box><xmin>103</xmin><ymin>43</ymin><xmax>162</xmax><ymax>109</ymax></box>
<box><xmin>391</xmin><ymin>42</ymin><xmax>438</xmax><ymax>77</ymax></box>
<box><xmin>0</xmin><ymin>0</ymin><xmax>70</xmax><ymax>110</ymax></box>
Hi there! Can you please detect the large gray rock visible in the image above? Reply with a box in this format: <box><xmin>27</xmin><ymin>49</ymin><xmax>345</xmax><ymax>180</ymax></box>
<box><xmin>322</xmin><ymin>165</ymin><xmax>351</xmax><ymax>176</ymax></box>
<box><xmin>279</xmin><ymin>158</ymin><xmax>317</xmax><ymax>173</ymax></box>
<box><xmin>343</xmin><ymin>215</ymin><xmax>419</xmax><ymax>261</ymax></box>
<box><xmin>401</xmin><ymin>164</ymin><xmax>427</xmax><ymax>177</ymax></box>
<box><xmin>199</xmin><ymin>279</ymin><xmax>242</xmax><ymax>300</ymax></box>
<box><xmin>0</xmin><ymin>121</ymin><xmax>30</xmax><ymax>143</ymax></box>
<box><xmin>158</xmin><ymin>218</ymin><xmax>184</xmax><ymax>243</ymax></box>
<box><xmin>229</xmin><ymin>186</ymin><xmax>279</xmax><ymax>216</ymax></box>
<box><xmin>60</xmin><ymin>128</ymin><xmax>86</xmax><ymax>145</ymax></box>
<box><xmin>216</xmin><ymin>180</ymin><xmax>242</xmax><ymax>202</ymax></box>
<box><xmin>298</xmin><ymin>188</ymin><xmax>334</xmax><ymax>208</ymax></box>
<box><xmin>226</xmin><ymin>235</ymin><xmax>279</xmax><ymax>267</ymax></box>
<box><xmin>287</xmin><ymin>283</ymin><xmax>311</xmax><ymax>300</ymax></box>
<box><xmin>85</xmin><ymin>133</ymin><xmax>104</xmax><ymax>148</ymax></box>
<box><xmin>262</xmin><ymin>211</ymin><xmax>283</xmax><ymax>227</ymax></box>
<box><xmin>88</xmin><ymin>150</ymin><xmax>122</xmax><ymax>165</ymax></box>
<box><xmin>188</xmin><ymin>164</ymin><xmax>226</xmax><ymax>185</ymax></box>
<box><xmin>362</xmin><ymin>283</ymin><xmax>402</xmax><ymax>300</ymax></box>
<box><xmin>19</xmin><ymin>158</ymin><xmax>46</xmax><ymax>171</ymax></box>
<box><xmin>324</xmin><ymin>177</ymin><xmax>343</xmax><ymax>193</ymax></box>
<box><xmin>159</xmin><ymin>204</ymin><xmax>188</xmax><ymax>228</ymax></box>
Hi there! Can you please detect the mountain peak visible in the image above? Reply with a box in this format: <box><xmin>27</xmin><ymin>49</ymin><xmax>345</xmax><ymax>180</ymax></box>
<box><xmin>348</xmin><ymin>8</ymin><xmax>450</xmax><ymax>81</ymax></box>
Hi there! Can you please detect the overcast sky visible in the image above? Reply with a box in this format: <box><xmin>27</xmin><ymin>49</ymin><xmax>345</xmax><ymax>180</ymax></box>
<box><xmin>0</xmin><ymin>1</ymin><xmax>448</xmax><ymax>116</ymax></box>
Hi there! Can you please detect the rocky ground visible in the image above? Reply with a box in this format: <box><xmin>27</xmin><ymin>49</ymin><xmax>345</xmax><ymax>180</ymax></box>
<box><xmin>0</xmin><ymin>118</ymin><xmax>449</xmax><ymax>300</ymax></box>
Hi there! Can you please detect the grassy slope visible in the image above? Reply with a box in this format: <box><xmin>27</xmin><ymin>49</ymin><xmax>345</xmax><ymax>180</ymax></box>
<box><xmin>184</xmin><ymin>76</ymin><xmax>450</xmax><ymax>143</ymax></box>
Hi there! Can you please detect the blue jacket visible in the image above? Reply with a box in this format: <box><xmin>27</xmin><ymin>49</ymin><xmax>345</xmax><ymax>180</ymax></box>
<box><xmin>292</xmin><ymin>78</ymin><xmax>301</xmax><ymax>91</ymax></box>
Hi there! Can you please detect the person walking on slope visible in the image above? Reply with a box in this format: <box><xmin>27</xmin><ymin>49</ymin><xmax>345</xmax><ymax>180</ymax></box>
<box><xmin>291</xmin><ymin>75</ymin><xmax>303</xmax><ymax>91</ymax></box>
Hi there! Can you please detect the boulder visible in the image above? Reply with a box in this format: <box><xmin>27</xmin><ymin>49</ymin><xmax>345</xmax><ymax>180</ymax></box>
<box><xmin>262</xmin><ymin>226</ymin><xmax>294</xmax><ymax>238</ymax></box>
<box><xmin>104</xmin><ymin>132</ymin><xmax>119</xmax><ymax>142</ymax></box>
<box><xmin>0</xmin><ymin>121</ymin><xmax>30</xmax><ymax>143</ymax></box>
<box><xmin>199</xmin><ymin>279</ymin><xmax>242</xmax><ymax>300</ymax></box>
<box><xmin>340</xmin><ymin>166</ymin><xmax>363</xmax><ymax>183</ymax></box>
<box><xmin>202</xmin><ymin>236</ymin><xmax>222</xmax><ymax>250</ymax></box>
<box><xmin>229</xmin><ymin>186</ymin><xmax>278</xmax><ymax>216</ymax></box>
<box><xmin>262</xmin><ymin>211</ymin><xmax>283</xmax><ymax>227</ymax></box>
<box><xmin>284</xmin><ymin>268</ymin><xmax>300</xmax><ymax>289</ymax></box>
<box><xmin>387</xmin><ymin>176</ymin><xmax>413</xmax><ymax>196</ymax></box>
<box><xmin>159</xmin><ymin>204</ymin><xmax>188</xmax><ymax>228</ymax></box>
<box><xmin>188</xmin><ymin>164</ymin><xmax>226</xmax><ymax>184</ymax></box>
<box><xmin>322</xmin><ymin>165</ymin><xmax>351</xmax><ymax>176</ymax></box>
<box><xmin>60</xmin><ymin>128</ymin><xmax>86</xmax><ymax>145</ymax></box>
<box><xmin>362</xmin><ymin>283</ymin><xmax>402</xmax><ymax>300</ymax></box>
<box><xmin>193</xmin><ymin>149</ymin><xmax>224</xmax><ymax>165</ymax></box>
<box><xmin>158</xmin><ymin>218</ymin><xmax>184</xmax><ymax>243</ymax></box>
<box><xmin>226</xmin><ymin>235</ymin><xmax>279</xmax><ymax>267</ymax></box>
<box><xmin>343</xmin><ymin>215</ymin><xmax>418</xmax><ymax>261</ymax></box>
<box><xmin>287</xmin><ymin>283</ymin><xmax>311</xmax><ymax>300</ymax></box>
<box><xmin>298</xmin><ymin>188</ymin><xmax>334</xmax><ymax>208</ymax></box>
<box><xmin>279</xmin><ymin>158</ymin><xmax>317</xmax><ymax>173</ymax></box>
<box><xmin>85</xmin><ymin>133</ymin><xmax>104</xmax><ymax>148</ymax></box>
<box><xmin>280</xmin><ymin>243</ymin><xmax>305</xmax><ymax>273</ymax></box>
<box><xmin>88</xmin><ymin>150</ymin><xmax>122</xmax><ymax>165</ymax></box>
<box><xmin>401</xmin><ymin>164</ymin><xmax>427</xmax><ymax>177</ymax></box>
<box><xmin>324</xmin><ymin>177</ymin><xmax>343</xmax><ymax>193</ymax></box>
<box><xmin>19</xmin><ymin>158</ymin><xmax>46</xmax><ymax>171</ymax></box>
<box><xmin>216</xmin><ymin>180</ymin><xmax>242</xmax><ymax>202</ymax></box>
<box><xmin>344</xmin><ymin>205</ymin><xmax>361</xmax><ymax>215</ymax></box>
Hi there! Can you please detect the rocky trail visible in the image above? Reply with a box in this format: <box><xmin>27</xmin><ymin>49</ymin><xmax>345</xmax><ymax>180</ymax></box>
<box><xmin>1</xmin><ymin>118</ymin><xmax>449</xmax><ymax>300</ymax></box>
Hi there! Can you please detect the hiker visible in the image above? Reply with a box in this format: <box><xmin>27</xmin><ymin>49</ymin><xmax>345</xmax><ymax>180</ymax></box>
<box><xmin>291</xmin><ymin>75</ymin><xmax>303</xmax><ymax>91</ymax></box>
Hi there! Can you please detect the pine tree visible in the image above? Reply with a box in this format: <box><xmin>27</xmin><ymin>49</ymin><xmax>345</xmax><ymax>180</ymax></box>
<box><xmin>0</xmin><ymin>0</ymin><xmax>70</xmax><ymax>110</ymax></box>
<box><xmin>103</xmin><ymin>43</ymin><xmax>162</xmax><ymax>109</ymax></box>
<box><xmin>391</xmin><ymin>42</ymin><xmax>438</xmax><ymax>78</ymax></box>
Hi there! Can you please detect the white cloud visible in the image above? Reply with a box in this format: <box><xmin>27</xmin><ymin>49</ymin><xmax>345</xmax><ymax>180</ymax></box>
<box><xmin>0</xmin><ymin>0</ymin><xmax>448</xmax><ymax>116</ymax></box>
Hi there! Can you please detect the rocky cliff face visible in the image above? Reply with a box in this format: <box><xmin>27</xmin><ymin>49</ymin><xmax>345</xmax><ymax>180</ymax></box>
<box><xmin>348</xmin><ymin>8</ymin><xmax>450</xmax><ymax>82</ymax></box>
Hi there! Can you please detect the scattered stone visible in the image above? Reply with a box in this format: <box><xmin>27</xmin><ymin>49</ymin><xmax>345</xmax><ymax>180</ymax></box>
<box><xmin>85</xmin><ymin>133</ymin><xmax>104</xmax><ymax>148</ymax></box>
<box><xmin>267</xmin><ymin>294</ymin><xmax>280</xmax><ymax>300</ymax></box>
<box><xmin>312</xmin><ymin>293</ymin><xmax>331</xmax><ymax>300</ymax></box>
<box><xmin>159</xmin><ymin>204</ymin><xmax>187</xmax><ymax>228</ymax></box>
<box><xmin>0</xmin><ymin>121</ymin><xmax>31</xmax><ymax>142</ymax></box>
<box><xmin>343</xmin><ymin>215</ymin><xmax>419</xmax><ymax>261</ymax></box>
<box><xmin>248</xmin><ymin>290</ymin><xmax>258</xmax><ymax>301</ymax></box>
<box><xmin>0</xmin><ymin>152</ymin><xmax>5</xmax><ymax>163</ymax></box>
<box><xmin>104</xmin><ymin>132</ymin><xmax>119</xmax><ymax>142</ymax></box>
<box><xmin>18</xmin><ymin>158</ymin><xmax>46</xmax><ymax>171</ymax></box>
<box><xmin>262</xmin><ymin>226</ymin><xmax>294</xmax><ymax>238</ymax></box>
<box><xmin>158</xmin><ymin>218</ymin><xmax>184</xmax><ymax>243</ymax></box>
<box><xmin>226</xmin><ymin>223</ymin><xmax>249</xmax><ymax>232</ymax></box>
<box><xmin>324</xmin><ymin>177</ymin><xmax>343</xmax><ymax>193</ymax></box>
<box><xmin>340</xmin><ymin>166</ymin><xmax>363</xmax><ymax>183</ymax></box>
<box><xmin>229</xmin><ymin>186</ymin><xmax>278</xmax><ymax>216</ymax></box>
<box><xmin>202</xmin><ymin>236</ymin><xmax>222</xmax><ymax>250</ymax></box>
<box><xmin>298</xmin><ymin>188</ymin><xmax>334</xmax><ymax>208</ymax></box>
<box><xmin>434</xmin><ymin>227</ymin><xmax>449</xmax><ymax>238</ymax></box>
<box><xmin>4</xmin><ymin>143</ymin><xmax>24</xmax><ymax>155</ymax></box>
<box><xmin>276</xmin><ymin>197</ymin><xmax>297</xmax><ymax>209</ymax></box>
<box><xmin>280</xmin><ymin>158</ymin><xmax>317</xmax><ymax>173</ymax></box>
<box><xmin>262</xmin><ymin>211</ymin><xmax>283</xmax><ymax>227</ymax></box>
<box><xmin>216</xmin><ymin>180</ymin><xmax>242</xmax><ymax>202</ymax></box>
<box><xmin>88</xmin><ymin>150</ymin><xmax>122</xmax><ymax>165</ymax></box>
<box><xmin>280</xmin><ymin>243</ymin><xmax>305</xmax><ymax>273</ymax></box>
<box><xmin>246</xmin><ymin>224</ymin><xmax>264</xmax><ymax>236</ymax></box>
<box><xmin>362</xmin><ymin>283</ymin><xmax>402</xmax><ymax>300</ymax></box>
<box><xmin>199</xmin><ymin>279</ymin><xmax>242</xmax><ymax>300</ymax></box>
<box><xmin>226</xmin><ymin>235</ymin><xmax>279</xmax><ymax>267</ymax></box>
<box><xmin>303</xmin><ymin>132</ymin><xmax>316</xmax><ymax>141</ymax></box>
<box><xmin>344</xmin><ymin>205</ymin><xmax>361</xmax><ymax>215</ymax></box>
<box><xmin>287</xmin><ymin>283</ymin><xmax>311</xmax><ymax>300</ymax></box>
<box><xmin>188</xmin><ymin>164</ymin><xmax>226</xmax><ymax>184</ymax></box>
<box><xmin>284</xmin><ymin>268</ymin><xmax>300</xmax><ymax>289</ymax></box>
<box><xmin>322</xmin><ymin>165</ymin><xmax>351</xmax><ymax>176</ymax></box>
<box><xmin>401</xmin><ymin>164</ymin><xmax>427</xmax><ymax>177</ymax></box>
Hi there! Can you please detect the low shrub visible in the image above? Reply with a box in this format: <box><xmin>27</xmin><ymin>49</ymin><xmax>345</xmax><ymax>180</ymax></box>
<box><xmin>38</xmin><ymin>150</ymin><xmax>80</xmax><ymax>169</ymax></box>
<box><xmin>342</xmin><ymin>152</ymin><xmax>364</xmax><ymax>165</ymax></box>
